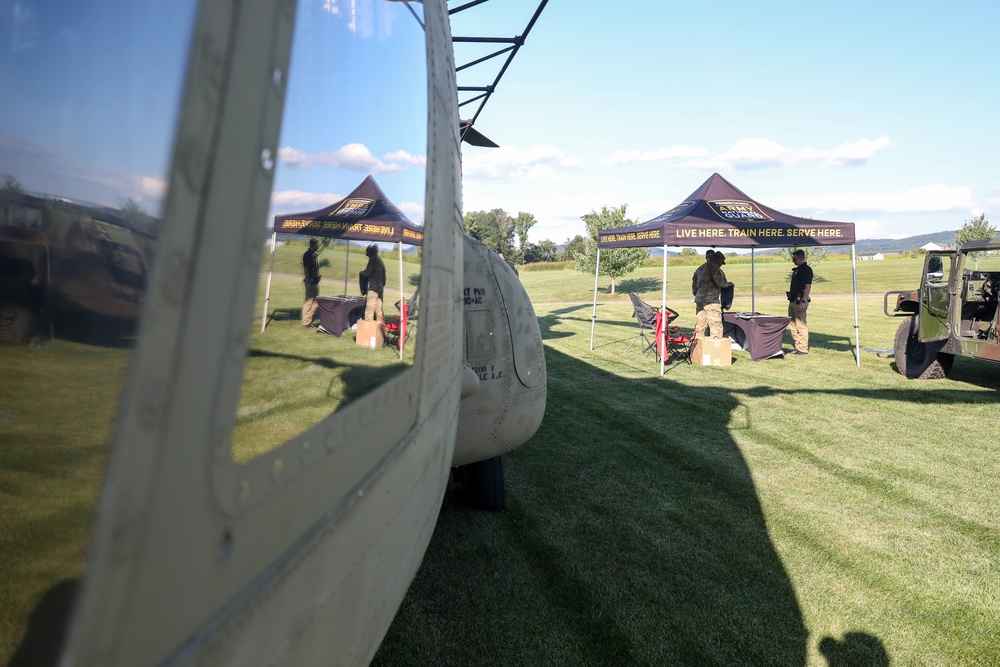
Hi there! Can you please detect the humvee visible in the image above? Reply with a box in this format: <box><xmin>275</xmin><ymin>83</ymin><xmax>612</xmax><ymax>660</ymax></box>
<box><xmin>885</xmin><ymin>238</ymin><xmax>1000</xmax><ymax>378</ymax></box>
<box><xmin>0</xmin><ymin>191</ymin><xmax>154</xmax><ymax>345</ymax></box>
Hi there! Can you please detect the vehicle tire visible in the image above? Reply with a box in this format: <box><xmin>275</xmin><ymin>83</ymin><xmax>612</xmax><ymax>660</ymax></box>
<box><xmin>461</xmin><ymin>455</ymin><xmax>506</xmax><ymax>511</ymax></box>
<box><xmin>893</xmin><ymin>316</ymin><xmax>951</xmax><ymax>379</ymax></box>
<box><xmin>0</xmin><ymin>301</ymin><xmax>38</xmax><ymax>345</ymax></box>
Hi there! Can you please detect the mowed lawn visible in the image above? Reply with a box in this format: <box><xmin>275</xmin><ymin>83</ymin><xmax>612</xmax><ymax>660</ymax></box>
<box><xmin>3</xmin><ymin>252</ymin><xmax>997</xmax><ymax>665</ymax></box>
<box><xmin>374</xmin><ymin>264</ymin><xmax>999</xmax><ymax>666</ymax></box>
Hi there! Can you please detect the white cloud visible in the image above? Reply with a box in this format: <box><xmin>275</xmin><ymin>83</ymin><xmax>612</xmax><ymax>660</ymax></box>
<box><xmin>271</xmin><ymin>189</ymin><xmax>344</xmax><ymax>211</ymax></box>
<box><xmin>606</xmin><ymin>136</ymin><xmax>892</xmax><ymax>170</ymax></box>
<box><xmin>772</xmin><ymin>184</ymin><xmax>972</xmax><ymax>214</ymax></box>
<box><xmin>604</xmin><ymin>146</ymin><xmax>709</xmax><ymax>165</ymax></box>
<box><xmin>279</xmin><ymin>143</ymin><xmax>425</xmax><ymax>174</ymax></box>
<box><xmin>382</xmin><ymin>150</ymin><xmax>426</xmax><ymax>167</ymax></box>
<box><xmin>825</xmin><ymin>136</ymin><xmax>891</xmax><ymax>167</ymax></box>
<box><xmin>138</xmin><ymin>176</ymin><xmax>167</xmax><ymax>199</ymax></box>
<box><xmin>397</xmin><ymin>201</ymin><xmax>424</xmax><ymax>223</ymax></box>
<box><xmin>462</xmin><ymin>145</ymin><xmax>582</xmax><ymax>181</ymax></box>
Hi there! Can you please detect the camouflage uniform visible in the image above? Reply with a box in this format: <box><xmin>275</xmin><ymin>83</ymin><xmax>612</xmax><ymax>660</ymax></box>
<box><xmin>301</xmin><ymin>246</ymin><xmax>320</xmax><ymax>326</ymax></box>
<box><xmin>693</xmin><ymin>261</ymin><xmax>729</xmax><ymax>339</ymax></box>
<box><xmin>359</xmin><ymin>246</ymin><xmax>386</xmax><ymax>323</ymax></box>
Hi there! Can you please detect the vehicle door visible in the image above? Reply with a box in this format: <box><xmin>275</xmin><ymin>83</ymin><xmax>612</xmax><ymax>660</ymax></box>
<box><xmin>919</xmin><ymin>251</ymin><xmax>955</xmax><ymax>342</ymax></box>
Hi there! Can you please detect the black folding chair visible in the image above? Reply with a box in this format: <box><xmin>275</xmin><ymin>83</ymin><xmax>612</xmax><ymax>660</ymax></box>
<box><xmin>626</xmin><ymin>293</ymin><xmax>660</xmax><ymax>359</ymax></box>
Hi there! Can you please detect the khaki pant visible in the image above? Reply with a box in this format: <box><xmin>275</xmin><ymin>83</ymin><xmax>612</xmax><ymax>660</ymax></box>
<box><xmin>301</xmin><ymin>283</ymin><xmax>319</xmax><ymax>326</ymax></box>
<box><xmin>365</xmin><ymin>291</ymin><xmax>383</xmax><ymax>322</ymax></box>
<box><xmin>787</xmin><ymin>301</ymin><xmax>809</xmax><ymax>352</ymax></box>
<box><xmin>694</xmin><ymin>302</ymin><xmax>723</xmax><ymax>339</ymax></box>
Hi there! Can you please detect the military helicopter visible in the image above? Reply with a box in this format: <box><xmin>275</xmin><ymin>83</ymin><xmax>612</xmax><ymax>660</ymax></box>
<box><xmin>0</xmin><ymin>0</ymin><xmax>547</xmax><ymax>665</ymax></box>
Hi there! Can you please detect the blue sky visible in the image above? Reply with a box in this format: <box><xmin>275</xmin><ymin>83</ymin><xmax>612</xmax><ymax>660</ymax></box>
<box><xmin>451</xmin><ymin>0</ymin><xmax>1000</xmax><ymax>246</ymax></box>
<box><xmin>4</xmin><ymin>0</ymin><xmax>997</xmax><ymax>251</ymax></box>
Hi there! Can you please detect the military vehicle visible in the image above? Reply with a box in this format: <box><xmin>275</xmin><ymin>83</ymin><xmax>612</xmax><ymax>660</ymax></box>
<box><xmin>0</xmin><ymin>190</ymin><xmax>155</xmax><ymax>344</ymax></box>
<box><xmin>1</xmin><ymin>0</ymin><xmax>546</xmax><ymax>665</ymax></box>
<box><xmin>884</xmin><ymin>238</ymin><xmax>1000</xmax><ymax>378</ymax></box>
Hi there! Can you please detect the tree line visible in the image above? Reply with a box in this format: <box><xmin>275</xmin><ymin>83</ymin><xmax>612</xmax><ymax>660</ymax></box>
<box><xmin>466</xmin><ymin>205</ymin><xmax>996</xmax><ymax>295</ymax></box>
<box><xmin>463</xmin><ymin>204</ymin><xmax>647</xmax><ymax>294</ymax></box>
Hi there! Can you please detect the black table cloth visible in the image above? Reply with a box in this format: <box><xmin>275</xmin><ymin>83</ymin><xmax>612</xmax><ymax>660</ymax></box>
<box><xmin>722</xmin><ymin>312</ymin><xmax>791</xmax><ymax>361</ymax></box>
<box><xmin>316</xmin><ymin>296</ymin><xmax>366</xmax><ymax>336</ymax></box>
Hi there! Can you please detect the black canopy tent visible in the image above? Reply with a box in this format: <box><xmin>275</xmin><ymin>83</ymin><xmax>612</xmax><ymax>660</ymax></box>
<box><xmin>262</xmin><ymin>175</ymin><xmax>423</xmax><ymax>356</ymax></box>
<box><xmin>589</xmin><ymin>173</ymin><xmax>860</xmax><ymax>373</ymax></box>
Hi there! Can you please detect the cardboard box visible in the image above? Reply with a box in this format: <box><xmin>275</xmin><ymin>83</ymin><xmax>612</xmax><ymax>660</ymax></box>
<box><xmin>355</xmin><ymin>319</ymin><xmax>384</xmax><ymax>349</ymax></box>
<box><xmin>691</xmin><ymin>337</ymin><xmax>732</xmax><ymax>366</ymax></box>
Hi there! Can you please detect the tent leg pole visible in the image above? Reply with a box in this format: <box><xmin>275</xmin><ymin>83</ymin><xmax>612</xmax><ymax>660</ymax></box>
<box><xmin>399</xmin><ymin>244</ymin><xmax>404</xmax><ymax>360</ymax></box>
<box><xmin>852</xmin><ymin>244</ymin><xmax>860</xmax><ymax>367</ymax></box>
<box><xmin>661</xmin><ymin>243</ymin><xmax>667</xmax><ymax>376</ymax></box>
<box><xmin>751</xmin><ymin>247</ymin><xmax>756</xmax><ymax>314</ymax></box>
<box><xmin>261</xmin><ymin>231</ymin><xmax>277</xmax><ymax>333</ymax></box>
<box><xmin>343</xmin><ymin>240</ymin><xmax>350</xmax><ymax>297</ymax></box>
<box><xmin>589</xmin><ymin>248</ymin><xmax>601</xmax><ymax>350</ymax></box>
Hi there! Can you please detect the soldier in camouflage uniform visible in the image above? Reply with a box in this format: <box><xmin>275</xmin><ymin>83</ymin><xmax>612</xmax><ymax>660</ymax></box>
<box><xmin>691</xmin><ymin>249</ymin><xmax>716</xmax><ymax>296</ymax></box>
<box><xmin>693</xmin><ymin>251</ymin><xmax>733</xmax><ymax>339</ymax></box>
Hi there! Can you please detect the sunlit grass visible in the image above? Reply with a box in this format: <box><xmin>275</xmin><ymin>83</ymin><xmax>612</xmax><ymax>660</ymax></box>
<box><xmin>374</xmin><ymin>297</ymin><xmax>1000</xmax><ymax>667</ymax></box>
<box><xmin>3</xmin><ymin>258</ymin><xmax>997</xmax><ymax>666</ymax></box>
<box><xmin>514</xmin><ymin>256</ymin><xmax>925</xmax><ymax>305</ymax></box>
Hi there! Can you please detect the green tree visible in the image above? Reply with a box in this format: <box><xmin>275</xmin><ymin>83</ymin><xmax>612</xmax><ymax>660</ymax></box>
<box><xmin>575</xmin><ymin>204</ymin><xmax>648</xmax><ymax>296</ymax></box>
<box><xmin>562</xmin><ymin>234</ymin><xmax>587</xmax><ymax>261</ymax></box>
<box><xmin>464</xmin><ymin>208</ymin><xmax>516</xmax><ymax>257</ymax></box>
<box><xmin>1</xmin><ymin>173</ymin><xmax>24</xmax><ymax>197</ymax></box>
<box><xmin>537</xmin><ymin>239</ymin><xmax>558</xmax><ymax>262</ymax></box>
<box><xmin>955</xmin><ymin>213</ymin><xmax>996</xmax><ymax>247</ymax></box>
<box><xmin>118</xmin><ymin>197</ymin><xmax>159</xmax><ymax>235</ymax></box>
<box><xmin>679</xmin><ymin>247</ymin><xmax>698</xmax><ymax>256</ymax></box>
<box><xmin>514</xmin><ymin>212</ymin><xmax>537</xmax><ymax>251</ymax></box>
<box><xmin>779</xmin><ymin>245</ymin><xmax>827</xmax><ymax>264</ymax></box>
<box><xmin>523</xmin><ymin>239</ymin><xmax>558</xmax><ymax>263</ymax></box>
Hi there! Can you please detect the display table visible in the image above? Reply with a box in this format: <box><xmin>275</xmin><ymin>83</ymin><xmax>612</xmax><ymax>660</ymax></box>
<box><xmin>316</xmin><ymin>296</ymin><xmax>366</xmax><ymax>336</ymax></box>
<box><xmin>722</xmin><ymin>312</ymin><xmax>790</xmax><ymax>361</ymax></box>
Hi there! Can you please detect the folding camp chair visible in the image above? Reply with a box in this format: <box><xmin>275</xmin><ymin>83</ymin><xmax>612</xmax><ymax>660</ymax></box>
<box><xmin>661</xmin><ymin>305</ymin><xmax>694</xmax><ymax>363</ymax></box>
<box><xmin>384</xmin><ymin>287</ymin><xmax>419</xmax><ymax>350</ymax></box>
<box><xmin>626</xmin><ymin>293</ymin><xmax>660</xmax><ymax>359</ymax></box>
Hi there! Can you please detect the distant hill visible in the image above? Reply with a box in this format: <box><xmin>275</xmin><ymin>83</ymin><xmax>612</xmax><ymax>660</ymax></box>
<box><xmin>653</xmin><ymin>230</ymin><xmax>962</xmax><ymax>256</ymax></box>
<box><xmin>853</xmin><ymin>230</ymin><xmax>957</xmax><ymax>254</ymax></box>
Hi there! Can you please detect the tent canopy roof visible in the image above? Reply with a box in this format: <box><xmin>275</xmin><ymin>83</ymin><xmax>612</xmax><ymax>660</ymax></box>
<box><xmin>598</xmin><ymin>173</ymin><xmax>855</xmax><ymax>249</ymax></box>
<box><xmin>272</xmin><ymin>175</ymin><xmax>423</xmax><ymax>246</ymax></box>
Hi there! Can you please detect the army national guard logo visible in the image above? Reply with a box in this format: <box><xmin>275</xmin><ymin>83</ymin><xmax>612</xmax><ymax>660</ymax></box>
<box><xmin>707</xmin><ymin>200</ymin><xmax>773</xmax><ymax>222</ymax></box>
<box><xmin>332</xmin><ymin>198</ymin><xmax>376</xmax><ymax>218</ymax></box>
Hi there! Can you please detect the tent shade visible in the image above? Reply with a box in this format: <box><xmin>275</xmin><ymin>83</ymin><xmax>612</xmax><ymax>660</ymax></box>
<box><xmin>598</xmin><ymin>173</ymin><xmax>854</xmax><ymax>249</ymax></box>
<box><xmin>273</xmin><ymin>175</ymin><xmax>424</xmax><ymax>246</ymax></box>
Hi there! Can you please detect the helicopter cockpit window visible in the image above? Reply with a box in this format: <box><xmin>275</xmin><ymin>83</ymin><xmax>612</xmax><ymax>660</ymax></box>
<box><xmin>0</xmin><ymin>1</ymin><xmax>198</xmax><ymax>663</ymax></box>
<box><xmin>233</xmin><ymin>0</ymin><xmax>428</xmax><ymax>463</ymax></box>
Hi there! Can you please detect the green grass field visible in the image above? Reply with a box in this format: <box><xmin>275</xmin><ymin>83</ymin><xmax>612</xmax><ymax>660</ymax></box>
<box><xmin>3</xmin><ymin>253</ymin><xmax>998</xmax><ymax>665</ymax></box>
<box><xmin>371</xmin><ymin>263</ymin><xmax>999</xmax><ymax>667</ymax></box>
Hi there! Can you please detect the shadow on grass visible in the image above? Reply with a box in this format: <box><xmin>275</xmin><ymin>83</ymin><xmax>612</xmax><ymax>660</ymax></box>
<box><xmin>609</xmin><ymin>276</ymin><xmax>660</xmax><ymax>295</ymax></box>
<box><xmin>797</xmin><ymin>330</ymin><xmax>856</xmax><ymax>353</ymax></box>
<box><xmin>39</xmin><ymin>307</ymin><xmax>140</xmax><ymax>349</ymax></box>
<box><xmin>8</xmin><ymin>578</ymin><xmax>78</xmax><ymax>667</ymax></box>
<box><xmin>266</xmin><ymin>306</ymin><xmax>303</xmax><ymax>324</ymax></box>
<box><xmin>246</xmin><ymin>348</ymin><xmax>405</xmax><ymax>404</ymax></box>
<box><xmin>374</xmin><ymin>312</ymin><xmax>815</xmax><ymax>666</ymax></box>
<box><xmin>819</xmin><ymin>632</ymin><xmax>890</xmax><ymax>667</ymax></box>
